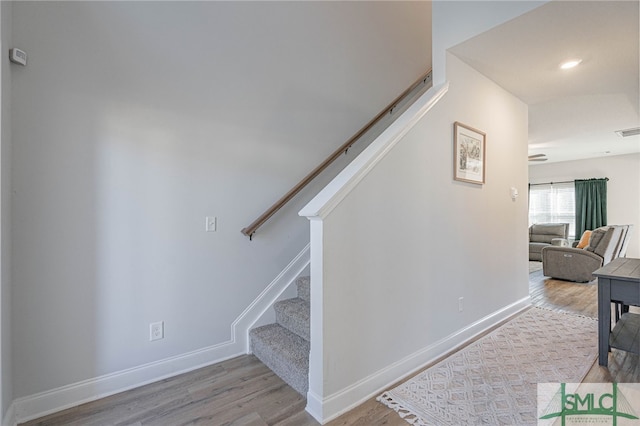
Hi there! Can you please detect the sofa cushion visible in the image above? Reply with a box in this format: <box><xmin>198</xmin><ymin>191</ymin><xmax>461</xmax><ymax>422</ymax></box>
<box><xmin>530</xmin><ymin>242</ymin><xmax>549</xmax><ymax>253</ymax></box>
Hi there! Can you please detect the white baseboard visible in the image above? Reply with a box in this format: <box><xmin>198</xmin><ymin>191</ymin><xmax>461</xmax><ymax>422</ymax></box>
<box><xmin>309</xmin><ymin>296</ymin><xmax>531</xmax><ymax>424</ymax></box>
<box><xmin>13</xmin><ymin>340</ymin><xmax>243</xmax><ymax>425</ymax></box>
<box><xmin>305</xmin><ymin>390</ymin><xmax>323</xmax><ymax>423</ymax></box>
<box><xmin>11</xmin><ymin>244</ymin><xmax>311</xmax><ymax>425</ymax></box>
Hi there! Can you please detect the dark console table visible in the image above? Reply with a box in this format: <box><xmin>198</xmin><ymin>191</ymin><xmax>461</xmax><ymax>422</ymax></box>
<box><xmin>593</xmin><ymin>258</ymin><xmax>640</xmax><ymax>366</ymax></box>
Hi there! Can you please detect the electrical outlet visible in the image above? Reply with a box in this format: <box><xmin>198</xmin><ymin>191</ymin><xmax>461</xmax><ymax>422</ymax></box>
<box><xmin>206</xmin><ymin>216</ymin><xmax>217</xmax><ymax>232</ymax></box>
<box><xmin>150</xmin><ymin>321</ymin><xmax>164</xmax><ymax>341</ymax></box>
<box><xmin>458</xmin><ymin>297</ymin><xmax>464</xmax><ymax>312</ymax></box>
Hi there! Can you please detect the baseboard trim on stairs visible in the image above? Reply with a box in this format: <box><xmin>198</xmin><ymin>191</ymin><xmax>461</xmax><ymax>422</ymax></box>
<box><xmin>306</xmin><ymin>296</ymin><xmax>531</xmax><ymax>424</ymax></box>
<box><xmin>238</xmin><ymin>243</ymin><xmax>310</xmax><ymax>351</ymax></box>
<box><xmin>10</xmin><ymin>244</ymin><xmax>311</xmax><ymax>426</ymax></box>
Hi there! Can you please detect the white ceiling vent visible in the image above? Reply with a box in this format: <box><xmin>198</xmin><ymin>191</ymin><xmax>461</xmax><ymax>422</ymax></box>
<box><xmin>614</xmin><ymin>127</ymin><xmax>640</xmax><ymax>138</ymax></box>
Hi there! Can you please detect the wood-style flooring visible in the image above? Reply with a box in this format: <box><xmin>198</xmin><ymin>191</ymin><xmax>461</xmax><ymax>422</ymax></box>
<box><xmin>21</xmin><ymin>269</ymin><xmax>640</xmax><ymax>426</ymax></box>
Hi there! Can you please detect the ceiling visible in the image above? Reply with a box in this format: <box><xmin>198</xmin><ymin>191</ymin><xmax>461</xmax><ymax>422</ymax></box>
<box><xmin>448</xmin><ymin>0</ymin><xmax>640</xmax><ymax>164</ymax></box>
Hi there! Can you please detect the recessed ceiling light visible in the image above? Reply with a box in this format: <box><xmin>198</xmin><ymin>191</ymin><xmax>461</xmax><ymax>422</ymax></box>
<box><xmin>560</xmin><ymin>59</ymin><xmax>582</xmax><ymax>70</ymax></box>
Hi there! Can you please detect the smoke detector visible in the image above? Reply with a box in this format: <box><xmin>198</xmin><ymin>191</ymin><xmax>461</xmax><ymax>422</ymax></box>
<box><xmin>615</xmin><ymin>127</ymin><xmax>640</xmax><ymax>138</ymax></box>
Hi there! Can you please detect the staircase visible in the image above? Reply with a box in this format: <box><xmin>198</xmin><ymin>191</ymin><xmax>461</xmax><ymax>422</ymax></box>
<box><xmin>249</xmin><ymin>276</ymin><xmax>311</xmax><ymax>395</ymax></box>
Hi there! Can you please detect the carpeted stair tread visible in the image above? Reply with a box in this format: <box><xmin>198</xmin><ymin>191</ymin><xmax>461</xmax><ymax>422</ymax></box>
<box><xmin>296</xmin><ymin>276</ymin><xmax>310</xmax><ymax>303</ymax></box>
<box><xmin>250</xmin><ymin>323</ymin><xmax>310</xmax><ymax>395</ymax></box>
<box><xmin>274</xmin><ymin>297</ymin><xmax>310</xmax><ymax>341</ymax></box>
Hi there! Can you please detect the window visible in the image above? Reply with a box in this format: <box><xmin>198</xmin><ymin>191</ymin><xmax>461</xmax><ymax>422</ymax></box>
<box><xmin>529</xmin><ymin>182</ymin><xmax>576</xmax><ymax>239</ymax></box>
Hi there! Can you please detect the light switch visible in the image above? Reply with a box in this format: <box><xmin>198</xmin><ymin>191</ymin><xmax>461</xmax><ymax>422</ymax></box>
<box><xmin>206</xmin><ymin>216</ymin><xmax>217</xmax><ymax>232</ymax></box>
<box><xmin>510</xmin><ymin>187</ymin><xmax>519</xmax><ymax>200</ymax></box>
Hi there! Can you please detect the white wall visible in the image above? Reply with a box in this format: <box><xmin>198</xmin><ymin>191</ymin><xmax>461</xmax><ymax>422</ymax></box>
<box><xmin>1</xmin><ymin>1</ymin><xmax>13</xmax><ymax>420</ymax></box>
<box><xmin>302</xmin><ymin>52</ymin><xmax>529</xmax><ymax>421</ymax></box>
<box><xmin>298</xmin><ymin>3</ymin><xmax>548</xmax><ymax>421</ymax></box>
<box><xmin>529</xmin><ymin>153</ymin><xmax>640</xmax><ymax>258</ymax></box>
<box><xmin>9</xmin><ymin>1</ymin><xmax>431</xmax><ymax>403</ymax></box>
<box><xmin>431</xmin><ymin>0</ymin><xmax>546</xmax><ymax>84</ymax></box>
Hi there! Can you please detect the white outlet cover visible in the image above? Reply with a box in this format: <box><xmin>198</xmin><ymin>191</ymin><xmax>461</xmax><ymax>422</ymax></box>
<box><xmin>150</xmin><ymin>321</ymin><xmax>164</xmax><ymax>341</ymax></box>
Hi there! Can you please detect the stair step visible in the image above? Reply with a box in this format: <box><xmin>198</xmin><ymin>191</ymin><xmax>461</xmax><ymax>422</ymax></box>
<box><xmin>296</xmin><ymin>276</ymin><xmax>310</xmax><ymax>303</ymax></box>
<box><xmin>250</xmin><ymin>324</ymin><xmax>310</xmax><ymax>395</ymax></box>
<box><xmin>274</xmin><ymin>298</ymin><xmax>310</xmax><ymax>341</ymax></box>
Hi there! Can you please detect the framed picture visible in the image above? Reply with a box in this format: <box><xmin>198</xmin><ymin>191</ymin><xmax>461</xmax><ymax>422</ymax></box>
<box><xmin>453</xmin><ymin>121</ymin><xmax>486</xmax><ymax>185</ymax></box>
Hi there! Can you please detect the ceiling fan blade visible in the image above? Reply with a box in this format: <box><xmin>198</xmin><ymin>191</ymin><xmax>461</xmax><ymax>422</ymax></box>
<box><xmin>528</xmin><ymin>153</ymin><xmax>546</xmax><ymax>159</ymax></box>
<box><xmin>528</xmin><ymin>158</ymin><xmax>548</xmax><ymax>161</ymax></box>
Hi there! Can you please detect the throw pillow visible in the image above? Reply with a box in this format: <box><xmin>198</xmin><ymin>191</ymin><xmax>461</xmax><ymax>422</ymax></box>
<box><xmin>576</xmin><ymin>230</ymin><xmax>592</xmax><ymax>249</ymax></box>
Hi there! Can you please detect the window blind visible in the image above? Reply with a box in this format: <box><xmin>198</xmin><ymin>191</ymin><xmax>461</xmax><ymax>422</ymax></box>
<box><xmin>529</xmin><ymin>182</ymin><xmax>576</xmax><ymax>238</ymax></box>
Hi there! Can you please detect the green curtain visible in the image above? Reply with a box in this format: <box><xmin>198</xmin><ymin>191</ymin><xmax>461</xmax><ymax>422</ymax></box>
<box><xmin>575</xmin><ymin>178</ymin><xmax>608</xmax><ymax>238</ymax></box>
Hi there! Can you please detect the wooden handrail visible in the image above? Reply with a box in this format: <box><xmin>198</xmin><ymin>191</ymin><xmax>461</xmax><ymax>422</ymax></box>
<box><xmin>241</xmin><ymin>68</ymin><xmax>433</xmax><ymax>239</ymax></box>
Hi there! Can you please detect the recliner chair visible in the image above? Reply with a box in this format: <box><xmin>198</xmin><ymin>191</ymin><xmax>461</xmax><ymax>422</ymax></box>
<box><xmin>541</xmin><ymin>225</ymin><xmax>633</xmax><ymax>282</ymax></box>
<box><xmin>529</xmin><ymin>223</ymin><xmax>570</xmax><ymax>261</ymax></box>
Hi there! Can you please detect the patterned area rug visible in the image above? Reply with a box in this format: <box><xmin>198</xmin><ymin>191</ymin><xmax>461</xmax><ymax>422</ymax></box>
<box><xmin>529</xmin><ymin>261</ymin><xmax>543</xmax><ymax>274</ymax></box>
<box><xmin>378</xmin><ymin>307</ymin><xmax>597</xmax><ymax>425</ymax></box>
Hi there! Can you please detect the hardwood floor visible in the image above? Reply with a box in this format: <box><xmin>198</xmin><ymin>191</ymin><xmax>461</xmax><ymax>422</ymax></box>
<box><xmin>20</xmin><ymin>355</ymin><xmax>315</xmax><ymax>426</ymax></box>
<box><xmin>21</xmin><ymin>269</ymin><xmax>639</xmax><ymax>426</ymax></box>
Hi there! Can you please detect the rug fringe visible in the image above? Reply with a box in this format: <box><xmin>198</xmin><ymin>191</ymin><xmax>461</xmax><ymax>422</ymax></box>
<box><xmin>531</xmin><ymin>305</ymin><xmax>597</xmax><ymax>321</ymax></box>
<box><xmin>377</xmin><ymin>392</ymin><xmax>429</xmax><ymax>426</ymax></box>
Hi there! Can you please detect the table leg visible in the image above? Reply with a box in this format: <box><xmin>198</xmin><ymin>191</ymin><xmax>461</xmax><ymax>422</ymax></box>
<box><xmin>598</xmin><ymin>277</ymin><xmax>611</xmax><ymax>366</ymax></box>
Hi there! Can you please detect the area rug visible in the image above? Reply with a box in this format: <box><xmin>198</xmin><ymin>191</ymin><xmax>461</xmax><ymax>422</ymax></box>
<box><xmin>377</xmin><ymin>307</ymin><xmax>597</xmax><ymax>425</ymax></box>
<box><xmin>529</xmin><ymin>261</ymin><xmax>543</xmax><ymax>274</ymax></box>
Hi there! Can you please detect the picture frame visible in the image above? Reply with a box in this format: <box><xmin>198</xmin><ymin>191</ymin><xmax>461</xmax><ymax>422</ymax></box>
<box><xmin>453</xmin><ymin>121</ymin><xmax>486</xmax><ymax>185</ymax></box>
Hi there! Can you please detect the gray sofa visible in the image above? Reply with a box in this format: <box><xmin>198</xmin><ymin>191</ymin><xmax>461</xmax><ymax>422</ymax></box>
<box><xmin>542</xmin><ymin>225</ymin><xmax>633</xmax><ymax>282</ymax></box>
<box><xmin>529</xmin><ymin>223</ymin><xmax>570</xmax><ymax>261</ymax></box>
